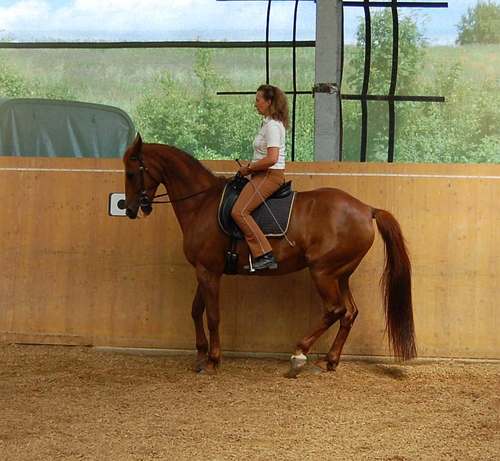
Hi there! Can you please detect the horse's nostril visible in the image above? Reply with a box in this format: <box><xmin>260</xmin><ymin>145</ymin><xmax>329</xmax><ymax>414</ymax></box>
<box><xmin>126</xmin><ymin>208</ymin><xmax>136</xmax><ymax>219</ymax></box>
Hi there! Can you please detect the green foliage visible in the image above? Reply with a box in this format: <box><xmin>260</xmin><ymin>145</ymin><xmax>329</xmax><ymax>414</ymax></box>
<box><xmin>134</xmin><ymin>48</ymin><xmax>260</xmax><ymax>160</ymax></box>
<box><xmin>457</xmin><ymin>1</ymin><xmax>500</xmax><ymax>45</ymax></box>
<box><xmin>0</xmin><ymin>62</ymin><xmax>30</xmax><ymax>97</ymax></box>
<box><xmin>0</xmin><ymin>61</ymin><xmax>76</xmax><ymax>100</ymax></box>
<box><xmin>0</xmin><ymin>40</ymin><xmax>498</xmax><ymax>164</ymax></box>
<box><xmin>349</xmin><ymin>10</ymin><xmax>426</xmax><ymax>94</ymax></box>
<box><xmin>344</xmin><ymin>10</ymin><xmax>426</xmax><ymax>161</ymax></box>
<box><xmin>396</xmin><ymin>64</ymin><xmax>500</xmax><ymax>163</ymax></box>
<box><xmin>134</xmin><ymin>48</ymin><xmax>317</xmax><ymax>162</ymax></box>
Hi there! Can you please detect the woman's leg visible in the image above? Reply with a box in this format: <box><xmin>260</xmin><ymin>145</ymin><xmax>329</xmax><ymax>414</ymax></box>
<box><xmin>231</xmin><ymin>170</ymin><xmax>284</xmax><ymax>258</ymax></box>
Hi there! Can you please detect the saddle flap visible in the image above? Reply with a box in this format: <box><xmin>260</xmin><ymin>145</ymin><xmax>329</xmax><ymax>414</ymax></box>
<box><xmin>270</xmin><ymin>180</ymin><xmax>292</xmax><ymax>199</ymax></box>
<box><xmin>218</xmin><ymin>175</ymin><xmax>295</xmax><ymax>240</ymax></box>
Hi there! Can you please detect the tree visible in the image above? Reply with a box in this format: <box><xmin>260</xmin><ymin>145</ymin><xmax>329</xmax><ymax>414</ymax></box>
<box><xmin>349</xmin><ymin>10</ymin><xmax>425</xmax><ymax>95</ymax></box>
<box><xmin>456</xmin><ymin>1</ymin><xmax>500</xmax><ymax>45</ymax></box>
<box><xmin>344</xmin><ymin>10</ymin><xmax>425</xmax><ymax>161</ymax></box>
<box><xmin>134</xmin><ymin>48</ymin><xmax>259</xmax><ymax>159</ymax></box>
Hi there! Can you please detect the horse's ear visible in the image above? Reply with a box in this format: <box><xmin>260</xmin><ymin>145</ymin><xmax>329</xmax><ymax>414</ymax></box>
<box><xmin>132</xmin><ymin>132</ymin><xmax>143</xmax><ymax>153</ymax></box>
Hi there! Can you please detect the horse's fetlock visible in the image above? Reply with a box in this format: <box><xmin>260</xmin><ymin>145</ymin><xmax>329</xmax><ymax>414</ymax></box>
<box><xmin>196</xmin><ymin>343</ymin><xmax>208</xmax><ymax>353</ymax></box>
<box><xmin>208</xmin><ymin>355</ymin><xmax>220</xmax><ymax>367</ymax></box>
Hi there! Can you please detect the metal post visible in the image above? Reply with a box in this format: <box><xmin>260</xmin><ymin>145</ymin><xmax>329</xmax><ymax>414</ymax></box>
<box><xmin>314</xmin><ymin>0</ymin><xmax>342</xmax><ymax>161</ymax></box>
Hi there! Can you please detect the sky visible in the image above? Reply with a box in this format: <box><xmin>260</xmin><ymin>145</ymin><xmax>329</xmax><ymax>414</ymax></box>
<box><xmin>0</xmin><ymin>0</ymin><xmax>485</xmax><ymax>44</ymax></box>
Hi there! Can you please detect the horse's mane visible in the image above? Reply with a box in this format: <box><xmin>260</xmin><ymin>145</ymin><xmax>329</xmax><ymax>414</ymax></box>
<box><xmin>147</xmin><ymin>143</ymin><xmax>228</xmax><ymax>186</ymax></box>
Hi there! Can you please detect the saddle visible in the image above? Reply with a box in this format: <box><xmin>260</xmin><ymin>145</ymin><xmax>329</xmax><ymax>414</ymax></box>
<box><xmin>218</xmin><ymin>174</ymin><xmax>296</xmax><ymax>274</ymax></box>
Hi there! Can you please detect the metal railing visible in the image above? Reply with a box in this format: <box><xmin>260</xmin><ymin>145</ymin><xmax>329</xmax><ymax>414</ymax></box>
<box><xmin>218</xmin><ymin>0</ymin><xmax>449</xmax><ymax>162</ymax></box>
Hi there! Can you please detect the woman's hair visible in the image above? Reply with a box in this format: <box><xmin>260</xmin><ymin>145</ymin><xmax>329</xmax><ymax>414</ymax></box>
<box><xmin>257</xmin><ymin>84</ymin><xmax>289</xmax><ymax>129</ymax></box>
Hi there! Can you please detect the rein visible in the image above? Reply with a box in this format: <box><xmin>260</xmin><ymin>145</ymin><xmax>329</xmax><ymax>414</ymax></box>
<box><xmin>150</xmin><ymin>187</ymin><xmax>213</xmax><ymax>205</ymax></box>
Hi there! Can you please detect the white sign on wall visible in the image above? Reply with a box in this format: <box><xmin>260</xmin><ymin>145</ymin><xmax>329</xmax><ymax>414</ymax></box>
<box><xmin>108</xmin><ymin>192</ymin><xmax>127</xmax><ymax>217</ymax></box>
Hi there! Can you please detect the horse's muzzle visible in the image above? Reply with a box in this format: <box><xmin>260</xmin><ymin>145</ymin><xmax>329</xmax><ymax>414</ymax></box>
<box><xmin>139</xmin><ymin>193</ymin><xmax>153</xmax><ymax>215</ymax></box>
<box><xmin>139</xmin><ymin>194</ymin><xmax>150</xmax><ymax>207</ymax></box>
<box><xmin>126</xmin><ymin>208</ymin><xmax>138</xmax><ymax>219</ymax></box>
<box><xmin>140</xmin><ymin>204</ymin><xmax>153</xmax><ymax>215</ymax></box>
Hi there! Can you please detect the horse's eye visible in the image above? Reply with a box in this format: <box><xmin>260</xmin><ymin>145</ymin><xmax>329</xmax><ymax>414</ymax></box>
<box><xmin>126</xmin><ymin>172</ymin><xmax>134</xmax><ymax>180</ymax></box>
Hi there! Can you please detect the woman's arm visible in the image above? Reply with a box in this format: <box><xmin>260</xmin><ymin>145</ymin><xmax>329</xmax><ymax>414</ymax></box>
<box><xmin>250</xmin><ymin>147</ymin><xmax>279</xmax><ymax>171</ymax></box>
<box><xmin>238</xmin><ymin>147</ymin><xmax>278</xmax><ymax>175</ymax></box>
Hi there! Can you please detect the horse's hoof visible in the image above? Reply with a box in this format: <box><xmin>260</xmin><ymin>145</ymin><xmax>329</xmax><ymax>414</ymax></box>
<box><xmin>312</xmin><ymin>359</ymin><xmax>337</xmax><ymax>373</ymax></box>
<box><xmin>194</xmin><ymin>358</ymin><xmax>207</xmax><ymax>373</ymax></box>
<box><xmin>196</xmin><ymin>360</ymin><xmax>218</xmax><ymax>375</ymax></box>
<box><xmin>285</xmin><ymin>353</ymin><xmax>307</xmax><ymax>379</ymax></box>
<box><xmin>327</xmin><ymin>362</ymin><xmax>338</xmax><ymax>372</ymax></box>
<box><xmin>196</xmin><ymin>366</ymin><xmax>217</xmax><ymax>375</ymax></box>
<box><xmin>284</xmin><ymin>368</ymin><xmax>300</xmax><ymax>379</ymax></box>
<box><xmin>203</xmin><ymin>366</ymin><xmax>217</xmax><ymax>375</ymax></box>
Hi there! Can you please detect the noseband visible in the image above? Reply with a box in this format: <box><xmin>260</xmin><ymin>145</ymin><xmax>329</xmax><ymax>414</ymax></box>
<box><xmin>130</xmin><ymin>151</ymin><xmax>212</xmax><ymax>213</ymax></box>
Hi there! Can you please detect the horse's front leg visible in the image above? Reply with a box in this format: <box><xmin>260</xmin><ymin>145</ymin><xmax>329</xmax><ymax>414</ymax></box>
<box><xmin>195</xmin><ymin>264</ymin><xmax>221</xmax><ymax>374</ymax></box>
<box><xmin>191</xmin><ymin>284</ymin><xmax>208</xmax><ymax>372</ymax></box>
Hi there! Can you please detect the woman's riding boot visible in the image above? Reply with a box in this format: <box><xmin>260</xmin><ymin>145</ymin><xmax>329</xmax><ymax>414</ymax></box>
<box><xmin>245</xmin><ymin>252</ymin><xmax>278</xmax><ymax>271</ymax></box>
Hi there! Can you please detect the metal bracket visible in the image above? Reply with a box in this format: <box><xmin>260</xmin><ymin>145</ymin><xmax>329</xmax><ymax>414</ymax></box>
<box><xmin>312</xmin><ymin>83</ymin><xmax>339</xmax><ymax>97</ymax></box>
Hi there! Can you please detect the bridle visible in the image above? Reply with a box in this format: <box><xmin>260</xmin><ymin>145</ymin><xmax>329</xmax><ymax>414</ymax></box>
<box><xmin>130</xmin><ymin>150</ymin><xmax>213</xmax><ymax>213</ymax></box>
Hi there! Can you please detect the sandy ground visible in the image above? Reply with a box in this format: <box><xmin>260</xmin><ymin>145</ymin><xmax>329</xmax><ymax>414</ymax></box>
<box><xmin>0</xmin><ymin>344</ymin><xmax>498</xmax><ymax>461</ymax></box>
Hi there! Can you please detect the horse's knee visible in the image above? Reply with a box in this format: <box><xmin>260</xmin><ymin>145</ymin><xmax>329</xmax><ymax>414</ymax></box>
<box><xmin>231</xmin><ymin>208</ymin><xmax>247</xmax><ymax>222</ymax></box>
<box><xmin>206</xmin><ymin>311</ymin><xmax>220</xmax><ymax>331</ymax></box>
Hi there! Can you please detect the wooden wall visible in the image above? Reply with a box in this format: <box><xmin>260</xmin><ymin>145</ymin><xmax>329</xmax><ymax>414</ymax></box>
<box><xmin>0</xmin><ymin>157</ymin><xmax>499</xmax><ymax>359</ymax></box>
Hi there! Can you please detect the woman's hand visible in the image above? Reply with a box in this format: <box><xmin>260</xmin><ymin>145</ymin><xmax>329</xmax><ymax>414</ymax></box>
<box><xmin>241</xmin><ymin>148</ymin><xmax>279</xmax><ymax>176</ymax></box>
<box><xmin>238</xmin><ymin>164</ymin><xmax>251</xmax><ymax>176</ymax></box>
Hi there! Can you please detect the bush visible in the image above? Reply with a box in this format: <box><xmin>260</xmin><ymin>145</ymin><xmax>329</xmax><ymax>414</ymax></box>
<box><xmin>0</xmin><ymin>61</ymin><xmax>76</xmax><ymax>100</ymax></box>
<box><xmin>0</xmin><ymin>62</ymin><xmax>30</xmax><ymax>97</ymax></box>
<box><xmin>457</xmin><ymin>1</ymin><xmax>500</xmax><ymax>45</ymax></box>
<box><xmin>396</xmin><ymin>63</ymin><xmax>500</xmax><ymax>163</ymax></box>
<box><xmin>134</xmin><ymin>49</ymin><xmax>260</xmax><ymax>160</ymax></box>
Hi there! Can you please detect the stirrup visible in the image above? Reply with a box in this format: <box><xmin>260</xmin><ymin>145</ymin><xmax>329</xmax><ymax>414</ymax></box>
<box><xmin>245</xmin><ymin>253</ymin><xmax>278</xmax><ymax>271</ymax></box>
<box><xmin>247</xmin><ymin>254</ymin><xmax>256</xmax><ymax>273</ymax></box>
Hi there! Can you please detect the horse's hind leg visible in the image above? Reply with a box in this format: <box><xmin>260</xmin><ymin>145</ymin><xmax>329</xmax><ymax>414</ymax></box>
<box><xmin>315</xmin><ymin>276</ymin><xmax>358</xmax><ymax>372</ymax></box>
<box><xmin>296</xmin><ymin>279</ymin><xmax>344</xmax><ymax>355</ymax></box>
<box><xmin>191</xmin><ymin>284</ymin><xmax>208</xmax><ymax>372</ymax></box>
<box><xmin>286</xmin><ymin>274</ymin><xmax>346</xmax><ymax>378</ymax></box>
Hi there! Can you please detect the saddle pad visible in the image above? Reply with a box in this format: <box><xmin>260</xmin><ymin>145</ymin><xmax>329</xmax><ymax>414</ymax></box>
<box><xmin>218</xmin><ymin>183</ymin><xmax>296</xmax><ymax>239</ymax></box>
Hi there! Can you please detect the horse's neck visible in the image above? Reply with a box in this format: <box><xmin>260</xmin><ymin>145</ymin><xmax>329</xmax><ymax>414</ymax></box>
<box><xmin>153</xmin><ymin>145</ymin><xmax>222</xmax><ymax>228</ymax></box>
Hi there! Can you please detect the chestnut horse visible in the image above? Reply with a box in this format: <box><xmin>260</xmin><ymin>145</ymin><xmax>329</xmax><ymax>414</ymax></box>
<box><xmin>123</xmin><ymin>134</ymin><xmax>416</xmax><ymax>376</ymax></box>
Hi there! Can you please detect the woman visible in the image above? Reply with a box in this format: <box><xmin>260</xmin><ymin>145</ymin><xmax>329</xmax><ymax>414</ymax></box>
<box><xmin>231</xmin><ymin>84</ymin><xmax>288</xmax><ymax>271</ymax></box>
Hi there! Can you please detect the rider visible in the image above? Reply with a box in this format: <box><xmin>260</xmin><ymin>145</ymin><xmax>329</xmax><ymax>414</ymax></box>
<box><xmin>231</xmin><ymin>84</ymin><xmax>288</xmax><ymax>271</ymax></box>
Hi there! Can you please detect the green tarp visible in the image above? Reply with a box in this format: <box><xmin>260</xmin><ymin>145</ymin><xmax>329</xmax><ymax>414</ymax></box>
<box><xmin>0</xmin><ymin>98</ymin><xmax>135</xmax><ymax>157</ymax></box>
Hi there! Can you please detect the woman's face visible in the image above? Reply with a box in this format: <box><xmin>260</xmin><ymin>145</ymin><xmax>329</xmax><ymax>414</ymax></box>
<box><xmin>255</xmin><ymin>91</ymin><xmax>271</xmax><ymax>116</ymax></box>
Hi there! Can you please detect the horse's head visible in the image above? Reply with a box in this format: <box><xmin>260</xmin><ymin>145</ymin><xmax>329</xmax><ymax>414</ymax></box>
<box><xmin>123</xmin><ymin>133</ymin><xmax>161</xmax><ymax>219</ymax></box>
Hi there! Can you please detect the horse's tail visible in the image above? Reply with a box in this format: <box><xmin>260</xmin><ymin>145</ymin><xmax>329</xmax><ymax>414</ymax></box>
<box><xmin>373</xmin><ymin>209</ymin><xmax>417</xmax><ymax>361</ymax></box>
